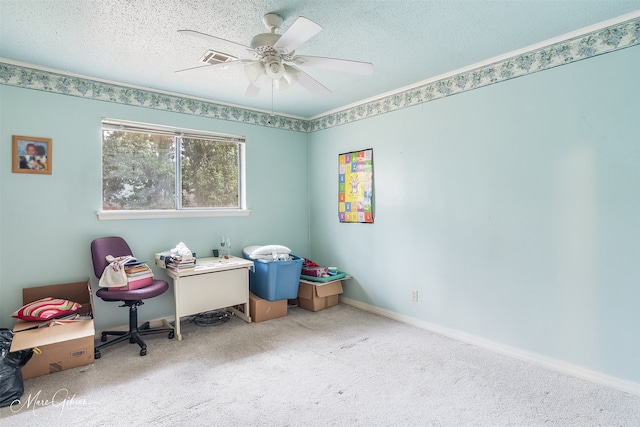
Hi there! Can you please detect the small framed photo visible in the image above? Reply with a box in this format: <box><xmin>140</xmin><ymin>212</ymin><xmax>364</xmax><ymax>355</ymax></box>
<box><xmin>12</xmin><ymin>135</ymin><xmax>52</xmax><ymax>174</ymax></box>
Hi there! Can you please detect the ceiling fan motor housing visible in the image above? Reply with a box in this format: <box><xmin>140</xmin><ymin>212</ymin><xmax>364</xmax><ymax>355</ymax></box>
<box><xmin>250</xmin><ymin>33</ymin><xmax>281</xmax><ymax>51</ymax></box>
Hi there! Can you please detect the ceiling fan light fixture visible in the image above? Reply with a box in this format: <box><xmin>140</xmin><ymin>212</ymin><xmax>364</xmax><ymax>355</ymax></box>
<box><xmin>243</xmin><ymin>61</ymin><xmax>262</xmax><ymax>79</ymax></box>
<box><xmin>273</xmin><ymin>77</ymin><xmax>291</xmax><ymax>91</ymax></box>
<box><xmin>244</xmin><ymin>61</ymin><xmax>271</xmax><ymax>89</ymax></box>
<box><xmin>254</xmin><ymin>74</ymin><xmax>271</xmax><ymax>89</ymax></box>
<box><xmin>273</xmin><ymin>65</ymin><xmax>299</xmax><ymax>91</ymax></box>
<box><xmin>273</xmin><ymin>78</ymin><xmax>286</xmax><ymax>91</ymax></box>
<box><xmin>264</xmin><ymin>56</ymin><xmax>285</xmax><ymax>79</ymax></box>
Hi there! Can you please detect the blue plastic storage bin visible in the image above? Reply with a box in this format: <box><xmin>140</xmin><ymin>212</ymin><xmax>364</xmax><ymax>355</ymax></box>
<box><xmin>244</xmin><ymin>254</ymin><xmax>303</xmax><ymax>301</ymax></box>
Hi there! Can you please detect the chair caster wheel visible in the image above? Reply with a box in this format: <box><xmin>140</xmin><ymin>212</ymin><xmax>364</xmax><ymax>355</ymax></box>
<box><xmin>140</xmin><ymin>348</ymin><xmax>147</xmax><ymax>356</ymax></box>
<box><xmin>94</xmin><ymin>351</ymin><xmax>101</xmax><ymax>360</ymax></box>
<box><xmin>101</xmin><ymin>333</ymin><xmax>107</xmax><ymax>342</ymax></box>
<box><xmin>168</xmin><ymin>331</ymin><xmax>175</xmax><ymax>339</ymax></box>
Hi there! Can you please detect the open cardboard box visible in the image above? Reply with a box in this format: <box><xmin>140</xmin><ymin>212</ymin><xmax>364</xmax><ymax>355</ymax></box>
<box><xmin>297</xmin><ymin>278</ymin><xmax>345</xmax><ymax>312</ymax></box>
<box><xmin>10</xmin><ymin>281</ymin><xmax>95</xmax><ymax>379</ymax></box>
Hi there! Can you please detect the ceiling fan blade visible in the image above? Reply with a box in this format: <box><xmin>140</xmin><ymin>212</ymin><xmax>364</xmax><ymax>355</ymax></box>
<box><xmin>175</xmin><ymin>59</ymin><xmax>251</xmax><ymax>74</ymax></box>
<box><xmin>286</xmin><ymin>65</ymin><xmax>331</xmax><ymax>97</ymax></box>
<box><xmin>290</xmin><ymin>55</ymin><xmax>374</xmax><ymax>75</ymax></box>
<box><xmin>175</xmin><ymin>64</ymin><xmax>220</xmax><ymax>73</ymax></box>
<box><xmin>178</xmin><ymin>29</ymin><xmax>251</xmax><ymax>52</ymax></box>
<box><xmin>272</xmin><ymin>16</ymin><xmax>322</xmax><ymax>54</ymax></box>
<box><xmin>243</xmin><ymin>83</ymin><xmax>261</xmax><ymax>98</ymax></box>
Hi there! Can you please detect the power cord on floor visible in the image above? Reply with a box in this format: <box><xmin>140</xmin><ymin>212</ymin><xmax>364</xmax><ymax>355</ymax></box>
<box><xmin>185</xmin><ymin>309</ymin><xmax>231</xmax><ymax>327</ymax></box>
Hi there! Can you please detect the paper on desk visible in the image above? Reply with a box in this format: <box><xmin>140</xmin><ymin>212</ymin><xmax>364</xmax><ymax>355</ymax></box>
<box><xmin>194</xmin><ymin>261</ymin><xmax>242</xmax><ymax>271</ymax></box>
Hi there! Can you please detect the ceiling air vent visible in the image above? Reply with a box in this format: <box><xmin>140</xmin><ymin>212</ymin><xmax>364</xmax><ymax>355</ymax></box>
<box><xmin>198</xmin><ymin>50</ymin><xmax>237</xmax><ymax>65</ymax></box>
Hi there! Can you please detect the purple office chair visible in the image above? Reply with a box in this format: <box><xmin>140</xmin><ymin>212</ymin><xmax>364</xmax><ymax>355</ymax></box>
<box><xmin>91</xmin><ymin>236</ymin><xmax>174</xmax><ymax>359</ymax></box>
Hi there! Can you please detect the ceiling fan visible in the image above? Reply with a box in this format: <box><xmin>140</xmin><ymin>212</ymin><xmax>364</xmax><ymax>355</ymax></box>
<box><xmin>177</xmin><ymin>13</ymin><xmax>374</xmax><ymax>98</ymax></box>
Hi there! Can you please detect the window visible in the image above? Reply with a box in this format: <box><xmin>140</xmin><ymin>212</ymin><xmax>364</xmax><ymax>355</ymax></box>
<box><xmin>99</xmin><ymin>119</ymin><xmax>247</xmax><ymax>220</ymax></box>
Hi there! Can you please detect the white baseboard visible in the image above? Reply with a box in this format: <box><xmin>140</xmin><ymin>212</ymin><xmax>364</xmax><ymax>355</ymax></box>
<box><xmin>340</xmin><ymin>296</ymin><xmax>640</xmax><ymax>397</ymax></box>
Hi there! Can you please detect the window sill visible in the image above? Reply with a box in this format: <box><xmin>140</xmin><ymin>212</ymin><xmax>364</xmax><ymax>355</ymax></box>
<box><xmin>97</xmin><ymin>209</ymin><xmax>251</xmax><ymax>221</ymax></box>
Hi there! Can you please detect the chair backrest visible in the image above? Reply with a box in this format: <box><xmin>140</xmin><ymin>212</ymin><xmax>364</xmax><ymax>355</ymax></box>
<box><xmin>91</xmin><ymin>236</ymin><xmax>133</xmax><ymax>278</ymax></box>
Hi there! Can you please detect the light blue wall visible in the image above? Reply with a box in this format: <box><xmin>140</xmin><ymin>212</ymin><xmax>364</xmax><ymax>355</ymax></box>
<box><xmin>0</xmin><ymin>86</ymin><xmax>309</xmax><ymax>330</ymax></box>
<box><xmin>308</xmin><ymin>46</ymin><xmax>640</xmax><ymax>383</ymax></box>
<box><xmin>1</xmin><ymin>45</ymin><xmax>638</xmax><ymax>385</ymax></box>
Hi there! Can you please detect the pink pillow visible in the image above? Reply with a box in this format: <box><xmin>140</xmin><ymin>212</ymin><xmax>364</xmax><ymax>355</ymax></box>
<box><xmin>12</xmin><ymin>297</ymin><xmax>82</xmax><ymax>321</ymax></box>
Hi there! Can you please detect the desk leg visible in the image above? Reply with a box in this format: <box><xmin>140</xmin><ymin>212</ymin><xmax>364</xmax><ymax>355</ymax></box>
<box><xmin>172</xmin><ymin>277</ymin><xmax>183</xmax><ymax>341</ymax></box>
<box><xmin>228</xmin><ymin>304</ymin><xmax>251</xmax><ymax>323</ymax></box>
<box><xmin>174</xmin><ymin>317</ymin><xmax>182</xmax><ymax>341</ymax></box>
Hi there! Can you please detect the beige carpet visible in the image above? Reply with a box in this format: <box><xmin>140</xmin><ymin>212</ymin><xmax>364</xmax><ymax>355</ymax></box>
<box><xmin>1</xmin><ymin>303</ymin><xmax>639</xmax><ymax>426</ymax></box>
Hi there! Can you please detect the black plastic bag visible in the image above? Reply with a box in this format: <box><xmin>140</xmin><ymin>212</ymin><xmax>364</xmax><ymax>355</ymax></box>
<box><xmin>0</xmin><ymin>328</ymin><xmax>34</xmax><ymax>408</ymax></box>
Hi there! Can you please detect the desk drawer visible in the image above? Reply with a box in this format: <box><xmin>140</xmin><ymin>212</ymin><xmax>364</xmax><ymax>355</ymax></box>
<box><xmin>175</xmin><ymin>268</ymin><xmax>247</xmax><ymax>317</ymax></box>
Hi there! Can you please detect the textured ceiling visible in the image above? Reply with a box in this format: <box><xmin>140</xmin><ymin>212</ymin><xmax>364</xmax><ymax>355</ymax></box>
<box><xmin>1</xmin><ymin>1</ymin><xmax>639</xmax><ymax>118</ymax></box>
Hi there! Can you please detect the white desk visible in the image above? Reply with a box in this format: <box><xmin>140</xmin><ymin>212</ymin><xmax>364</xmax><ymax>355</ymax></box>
<box><xmin>164</xmin><ymin>256</ymin><xmax>254</xmax><ymax>340</ymax></box>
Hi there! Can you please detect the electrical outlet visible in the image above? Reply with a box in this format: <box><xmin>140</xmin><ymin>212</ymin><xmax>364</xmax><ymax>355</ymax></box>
<box><xmin>411</xmin><ymin>289</ymin><xmax>418</xmax><ymax>302</ymax></box>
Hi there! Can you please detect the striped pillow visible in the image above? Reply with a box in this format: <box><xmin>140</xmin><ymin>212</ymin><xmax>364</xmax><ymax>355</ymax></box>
<box><xmin>12</xmin><ymin>297</ymin><xmax>82</xmax><ymax>321</ymax></box>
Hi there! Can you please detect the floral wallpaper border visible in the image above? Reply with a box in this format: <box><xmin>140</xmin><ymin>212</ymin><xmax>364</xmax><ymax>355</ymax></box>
<box><xmin>0</xmin><ymin>63</ymin><xmax>310</xmax><ymax>132</ymax></box>
<box><xmin>1</xmin><ymin>17</ymin><xmax>638</xmax><ymax>133</ymax></box>
<box><xmin>310</xmin><ymin>17</ymin><xmax>640</xmax><ymax>131</ymax></box>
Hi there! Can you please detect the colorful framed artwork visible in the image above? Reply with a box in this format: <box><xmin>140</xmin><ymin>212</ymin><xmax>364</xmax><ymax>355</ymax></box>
<box><xmin>12</xmin><ymin>135</ymin><xmax>52</xmax><ymax>174</ymax></box>
<box><xmin>339</xmin><ymin>148</ymin><xmax>374</xmax><ymax>223</ymax></box>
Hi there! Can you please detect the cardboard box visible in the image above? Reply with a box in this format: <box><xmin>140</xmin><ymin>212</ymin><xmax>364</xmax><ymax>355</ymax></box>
<box><xmin>297</xmin><ymin>279</ymin><xmax>344</xmax><ymax>312</ymax></box>
<box><xmin>10</xmin><ymin>281</ymin><xmax>95</xmax><ymax>379</ymax></box>
<box><xmin>248</xmin><ymin>292</ymin><xmax>287</xmax><ymax>322</ymax></box>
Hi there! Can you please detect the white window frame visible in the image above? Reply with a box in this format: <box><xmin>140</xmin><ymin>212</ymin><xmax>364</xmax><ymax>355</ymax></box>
<box><xmin>97</xmin><ymin>119</ymin><xmax>249</xmax><ymax>220</ymax></box>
